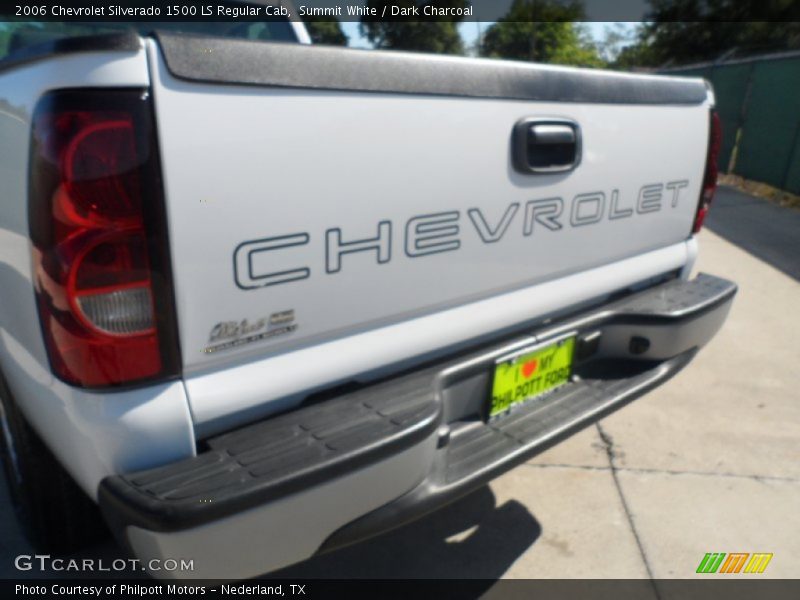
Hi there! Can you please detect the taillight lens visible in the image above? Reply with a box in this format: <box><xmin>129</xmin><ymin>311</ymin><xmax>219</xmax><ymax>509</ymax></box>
<box><xmin>693</xmin><ymin>110</ymin><xmax>722</xmax><ymax>233</ymax></box>
<box><xmin>29</xmin><ymin>90</ymin><xmax>180</xmax><ymax>388</ymax></box>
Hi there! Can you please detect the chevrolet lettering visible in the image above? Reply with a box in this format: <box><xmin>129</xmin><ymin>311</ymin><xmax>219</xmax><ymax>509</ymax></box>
<box><xmin>0</xmin><ymin>20</ymin><xmax>735</xmax><ymax>581</ymax></box>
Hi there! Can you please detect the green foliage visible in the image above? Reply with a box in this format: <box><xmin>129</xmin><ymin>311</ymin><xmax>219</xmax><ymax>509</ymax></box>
<box><xmin>0</xmin><ymin>22</ymin><xmax>120</xmax><ymax>60</ymax></box>
<box><xmin>303</xmin><ymin>18</ymin><xmax>348</xmax><ymax>46</ymax></box>
<box><xmin>360</xmin><ymin>1</ymin><xmax>466</xmax><ymax>55</ymax></box>
<box><xmin>0</xmin><ymin>23</ymin><xmax>11</xmax><ymax>59</ymax></box>
<box><xmin>479</xmin><ymin>0</ymin><xmax>604</xmax><ymax>68</ymax></box>
<box><xmin>595</xmin><ymin>22</ymin><xmax>637</xmax><ymax>64</ymax></box>
<box><xmin>612</xmin><ymin>24</ymin><xmax>660</xmax><ymax>70</ymax></box>
<box><xmin>614</xmin><ymin>1</ymin><xmax>800</xmax><ymax>68</ymax></box>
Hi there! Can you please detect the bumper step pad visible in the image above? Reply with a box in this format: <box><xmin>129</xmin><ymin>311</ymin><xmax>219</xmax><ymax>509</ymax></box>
<box><xmin>100</xmin><ymin>371</ymin><xmax>440</xmax><ymax>532</ymax></box>
<box><xmin>100</xmin><ymin>273</ymin><xmax>736</xmax><ymax>538</ymax></box>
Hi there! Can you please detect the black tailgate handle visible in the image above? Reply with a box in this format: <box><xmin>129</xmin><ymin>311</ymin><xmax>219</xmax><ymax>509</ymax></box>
<box><xmin>513</xmin><ymin>118</ymin><xmax>582</xmax><ymax>174</ymax></box>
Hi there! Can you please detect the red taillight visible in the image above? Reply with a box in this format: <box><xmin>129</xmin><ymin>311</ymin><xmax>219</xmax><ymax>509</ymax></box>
<box><xmin>29</xmin><ymin>90</ymin><xmax>180</xmax><ymax>388</ymax></box>
<box><xmin>693</xmin><ymin>110</ymin><xmax>722</xmax><ymax>233</ymax></box>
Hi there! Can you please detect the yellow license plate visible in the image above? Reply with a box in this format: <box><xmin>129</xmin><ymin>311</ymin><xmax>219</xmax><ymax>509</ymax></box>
<box><xmin>488</xmin><ymin>337</ymin><xmax>576</xmax><ymax>419</ymax></box>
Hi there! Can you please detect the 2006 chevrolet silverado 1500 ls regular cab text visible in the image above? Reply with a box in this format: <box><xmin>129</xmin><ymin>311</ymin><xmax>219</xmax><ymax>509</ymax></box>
<box><xmin>0</xmin><ymin>20</ymin><xmax>736</xmax><ymax>579</ymax></box>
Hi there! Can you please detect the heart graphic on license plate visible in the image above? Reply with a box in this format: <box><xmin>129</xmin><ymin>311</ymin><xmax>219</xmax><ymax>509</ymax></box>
<box><xmin>489</xmin><ymin>337</ymin><xmax>575</xmax><ymax>420</ymax></box>
<box><xmin>521</xmin><ymin>360</ymin><xmax>538</xmax><ymax>378</ymax></box>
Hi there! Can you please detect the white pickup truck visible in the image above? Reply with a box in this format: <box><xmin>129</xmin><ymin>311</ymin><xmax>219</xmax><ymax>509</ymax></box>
<box><xmin>0</xmin><ymin>20</ymin><xmax>736</xmax><ymax>580</ymax></box>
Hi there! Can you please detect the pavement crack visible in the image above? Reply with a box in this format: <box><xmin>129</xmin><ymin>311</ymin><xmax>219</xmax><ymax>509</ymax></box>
<box><xmin>620</xmin><ymin>466</ymin><xmax>799</xmax><ymax>484</ymax></box>
<box><xmin>596</xmin><ymin>422</ymin><xmax>618</xmax><ymax>462</ymax></box>
<box><xmin>522</xmin><ymin>462</ymin><xmax>800</xmax><ymax>484</ymax></box>
<box><xmin>523</xmin><ymin>463</ymin><xmax>611</xmax><ymax>472</ymax></box>
<box><xmin>596</xmin><ymin>423</ymin><xmax>661</xmax><ymax>597</ymax></box>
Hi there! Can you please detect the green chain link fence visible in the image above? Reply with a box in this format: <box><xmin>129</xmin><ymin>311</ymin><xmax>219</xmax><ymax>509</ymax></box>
<box><xmin>665</xmin><ymin>52</ymin><xmax>800</xmax><ymax>195</ymax></box>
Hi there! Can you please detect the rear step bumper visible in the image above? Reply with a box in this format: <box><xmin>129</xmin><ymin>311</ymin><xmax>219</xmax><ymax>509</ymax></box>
<box><xmin>99</xmin><ymin>273</ymin><xmax>736</xmax><ymax>579</ymax></box>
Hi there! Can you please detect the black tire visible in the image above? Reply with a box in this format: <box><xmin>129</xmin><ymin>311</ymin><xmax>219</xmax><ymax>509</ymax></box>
<box><xmin>0</xmin><ymin>372</ymin><xmax>109</xmax><ymax>553</ymax></box>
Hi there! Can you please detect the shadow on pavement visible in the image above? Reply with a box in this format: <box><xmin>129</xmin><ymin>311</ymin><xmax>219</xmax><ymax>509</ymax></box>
<box><xmin>0</xmin><ymin>474</ymin><xmax>130</xmax><ymax>579</ymax></box>
<box><xmin>2</xmin><ymin>471</ymin><xmax>541</xmax><ymax>581</ymax></box>
<box><xmin>270</xmin><ymin>485</ymin><xmax>542</xmax><ymax>580</ymax></box>
<box><xmin>705</xmin><ymin>186</ymin><xmax>800</xmax><ymax>282</ymax></box>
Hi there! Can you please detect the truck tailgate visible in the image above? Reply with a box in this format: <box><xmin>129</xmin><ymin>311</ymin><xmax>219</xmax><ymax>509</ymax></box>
<box><xmin>145</xmin><ymin>35</ymin><xmax>710</xmax><ymax>423</ymax></box>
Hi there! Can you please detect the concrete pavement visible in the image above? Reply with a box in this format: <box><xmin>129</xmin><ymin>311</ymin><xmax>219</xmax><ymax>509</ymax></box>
<box><xmin>279</xmin><ymin>187</ymin><xmax>800</xmax><ymax>580</ymax></box>
<box><xmin>1</xmin><ymin>188</ymin><xmax>798</xmax><ymax>582</ymax></box>
<box><xmin>704</xmin><ymin>185</ymin><xmax>800</xmax><ymax>282</ymax></box>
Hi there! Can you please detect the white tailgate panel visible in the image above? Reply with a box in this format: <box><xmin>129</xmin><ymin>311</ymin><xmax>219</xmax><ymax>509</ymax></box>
<box><xmin>146</xmin><ymin>42</ymin><xmax>709</xmax><ymax>430</ymax></box>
